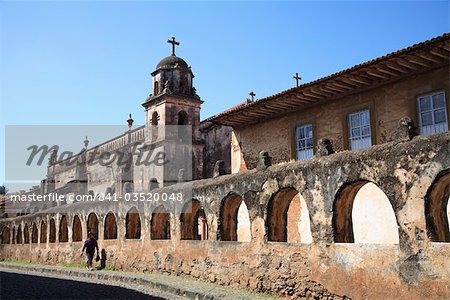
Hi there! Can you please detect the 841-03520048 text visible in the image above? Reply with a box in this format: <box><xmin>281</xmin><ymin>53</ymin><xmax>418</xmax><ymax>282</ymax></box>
<box><xmin>96</xmin><ymin>192</ymin><xmax>184</xmax><ymax>202</ymax></box>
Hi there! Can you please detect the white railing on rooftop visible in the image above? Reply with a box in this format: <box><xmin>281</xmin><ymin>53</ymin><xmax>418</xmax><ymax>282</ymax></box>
<box><xmin>88</xmin><ymin>126</ymin><xmax>145</xmax><ymax>154</ymax></box>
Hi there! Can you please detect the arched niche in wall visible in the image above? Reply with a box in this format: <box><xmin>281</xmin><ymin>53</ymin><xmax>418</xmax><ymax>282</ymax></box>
<box><xmin>180</xmin><ymin>199</ymin><xmax>208</xmax><ymax>240</ymax></box>
<box><xmin>333</xmin><ymin>180</ymin><xmax>399</xmax><ymax>244</ymax></box>
<box><xmin>266</xmin><ymin>188</ymin><xmax>312</xmax><ymax>243</ymax></box>
<box><xmin>72</xmin><ymin>215</ymin><xmax>82</xmax><ymax>242</ymax></box>
<box><xmin>151</xmin><ymin>205</ymin><xmax>170</xmax><ymax>240</ymax></box>
<box><xmin>104</xmin><ymin>212</ymin><xmax>118</xmax><ymax>240</ymax></box>
<box><xmin>87</xmin><ymin>212</ymin><xmax>99</xmax><ymax>240</ymax></box>
<box><xmin>126</xmin><ymin>207</ymin><xmax>141</xmax><ymax>239</ymax></box>
<box><xmin>218</xmin><ymin>193</ymin><xmax>251</xmax><ymax>242</ymax></box>
<box><xmin>425</xmin><ymin>170</ymin><xmax>450</xmax><ymax>242</ymax></box>
<box><xmin>59</xmin><ymin>215</ymin><xmax>69</xmax><ymax>243</ymax></box>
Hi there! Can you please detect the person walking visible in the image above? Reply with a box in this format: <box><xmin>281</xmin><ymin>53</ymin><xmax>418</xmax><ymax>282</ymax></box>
<box><xmin>81</xmin><ymin>232</ymin><xmax>99</xmax><ymax>271</ymax></box>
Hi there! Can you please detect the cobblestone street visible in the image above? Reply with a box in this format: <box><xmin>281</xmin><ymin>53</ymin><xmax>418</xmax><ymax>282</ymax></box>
<box><xmin>0</xmin><ymin>271</ymin><xmax>166</xmax><ymax>300</ymax></box>
<box><xmin>0</xmin><ymin>263</ymin><xmax>276</xmax><ymax>300</ymax></box>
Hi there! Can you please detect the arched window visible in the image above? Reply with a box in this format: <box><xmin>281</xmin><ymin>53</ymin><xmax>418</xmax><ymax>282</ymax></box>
<box><xmin>178</xmin><ymin>111</ymin><xmax>189</xmax><ymax>140</ymax></box>
<box><xmin>333</xmin><ymin>181</ymin><xmax>399</xmax><ymax>244</ymax></box>
<box><xmin>87</xmin><ymin>212</ymin><xmax>99</xmax><ymax>240</ymax></box>
<box><xmin>1</xmin><ymin>227</ymin><xmax>11</xmax><ymax>244</ymax></box>
<box><xmin>40</xmin><ymin>221</ymin><xmax>47</xmax><ymax>243</ymax></box>
<box><xmin>149</xmin><ymin>178</ymin><xmax>159</xmax><ymax>191</ymax></box>
<box><xmin>59</xmin><ymin>215</ymin><xmax>68</xmax><ymax>242</ymax></box>
<box><xmin>178</xmin><ymin>111</ymin><xmax>188</xmax><ymax>125</ymax></box>
<box><xmin>24</xmin><ymin>223</ymin><xmax>30</xmax><ymax>244</ymax></box>
<box><xmin>266</xmin><ymin>188</ymin><xmax>312</xmax><ymax>243</ymax></box>
<box><xmin>218</xmin><ymin>193</ymin><xmax>251</xmax><ymax>241</ymax></box>
<box><xmin>49</xmin><ymin>218</ymin><xmax>56</xmax><ymax>243</ymax></box>
<box><xmin>72</xmin><ymin>215</ymin><xmax>82</xmax><ymax>242</ymax></box>
<box><xmin>126</xmin><ymin>207</ymin><xmax>141</xmax><ymax>239</ymax></box>
<box><xmin>180</xmin><ymin>199</ymin><xmax>208</xmax><ymax>240</ymax></box>
<box><xmin>151</xmin><ymin>111</ymin><xmax>159</xmax><ymax>141</ymax></box>
<box><xmin>151</xmin><ymin>205</ymin><xmax>170</xmax><ymax>240</ymax></box>
<box><xmin>425</xmin><ymin>170</ymin><xmax>450</xmax><ymax>242</ymax></box>
<box><xmin>151</xmin><ymin>111</ymin><xmax>159</xmax><ymax>126</ymax></box>
<box><xmin>16</xmin><ymin>224</ymin><xmax>22</xmax><ymax>244</ymax></box>
<box><xmin>31</xmin><ymin>223</ymin><xmax>38</xmax><ymax>243</ymax></box>
<box><xmin>178</xmin><ymin>111</ymin><xmax>189</xmax><ymax>141</ymax></box>
<box><xmin>104</xmin><ymin>212</ymin><xmax>117</xmax><ymax>240</ymax></box>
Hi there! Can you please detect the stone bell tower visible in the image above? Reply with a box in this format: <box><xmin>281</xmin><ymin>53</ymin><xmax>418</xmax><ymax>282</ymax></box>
<box><xmin>141</xmin><ymin>37</ymin><xmax>204</xmax><ymax>188</ymax></box>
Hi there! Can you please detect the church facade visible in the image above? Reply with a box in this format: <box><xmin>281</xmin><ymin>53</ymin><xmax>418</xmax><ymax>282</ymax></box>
<box><xmin>24</xmin><ymin>38</ymin><xmax>233</xmax><ymax>213</ymax></box>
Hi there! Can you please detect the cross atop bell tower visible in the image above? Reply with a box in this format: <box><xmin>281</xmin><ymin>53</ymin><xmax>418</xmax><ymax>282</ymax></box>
<box><xmin>143</xmin><ymin>37</ymin><xmax>202</xmax><ymax>128</ymax></box>
<box><xmin>141</xmin><ymin>38</ymin><xmax>205</xmax><ymax>184</ymax></box>
<box><xmin>167</xmin><ymin>37</ymin><xmax>180</xmax><ymax>56</ymax></box>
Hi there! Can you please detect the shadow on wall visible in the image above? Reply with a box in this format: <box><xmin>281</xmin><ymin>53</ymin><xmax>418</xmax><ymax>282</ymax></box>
<box><xmin>97</xmin><ymin>249</ymin><xmax>107</xmax><ymax>270</ymax></box>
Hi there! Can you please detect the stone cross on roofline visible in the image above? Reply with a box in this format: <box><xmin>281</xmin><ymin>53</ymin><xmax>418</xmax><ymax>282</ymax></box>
<box><xmin>293</xmin><ymin>72</ymin><xmax>301</xmax><ymax>87</ymax></box>
<box><xmin>249</xmin><ymin>91</ymin><xmax>256</xmax><ymax>102</ymax></box>
<box><xmin>167</xmin><ymin>37</ymin><xmax>180</xmax><ymax>56</ymax></box>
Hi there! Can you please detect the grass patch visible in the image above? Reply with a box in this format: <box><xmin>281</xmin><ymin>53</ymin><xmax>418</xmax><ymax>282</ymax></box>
<box><xmin>62</xmin><ymin>263</ymin><xmax>115</xmax><ymax>271</ymax></box>
<box><xmin>62</xmin><ymin>262</ymin><xmax>85</xmax><ymax>268</ymax></box>
<box><xmin>2</xmin><ymin>258</ymin><xmax>33</xmax><ymax>265</ymax></box>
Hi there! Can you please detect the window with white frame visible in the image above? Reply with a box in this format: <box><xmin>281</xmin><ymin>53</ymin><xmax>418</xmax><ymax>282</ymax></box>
<box><xmin>418</xmin><ymin>91</ymin><xmax>448</xmax><ymax>135</ymax></box>
<box><xmin>348</xmin><ymin>110</ymin><xmax>372</xmax><ymax>150</ymax></box>
<box><xmin>296</xmin><ymin>124</ymin><xmax>313</xmax><ymax>160</ymax></box>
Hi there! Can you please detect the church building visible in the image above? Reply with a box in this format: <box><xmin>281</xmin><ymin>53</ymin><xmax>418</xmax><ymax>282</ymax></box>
<box><xmin>1</xmin><ymin>34</ymin><xmax>449</xmax><ymax>300</ymax></box>
<box><xmin>7</xmin><ymin>33</ymin><xmax>450</xmax><ymax>215</ymax></box>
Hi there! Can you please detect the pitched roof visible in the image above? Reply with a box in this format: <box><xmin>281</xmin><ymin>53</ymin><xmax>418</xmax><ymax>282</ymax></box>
<box><xmin>206</xmin><ymin>33</ymin><xmax>450</xmax><ymax>127</ymax></box>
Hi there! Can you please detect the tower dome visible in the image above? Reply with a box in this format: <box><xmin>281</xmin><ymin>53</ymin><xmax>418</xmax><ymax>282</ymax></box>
<box><xmin>149</xmin><ymin>37</ymin><xmax>196</xmax><ymax>98</ymax></box>
<box><xmin>156</xmin><ymin>55</ymin><xmax>189</xmax><ymax>70</ymax></box>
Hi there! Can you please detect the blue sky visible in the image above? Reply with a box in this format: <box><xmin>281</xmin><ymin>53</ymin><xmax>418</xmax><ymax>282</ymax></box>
<box><xmin>0</xmin><ymin>1</ymin><xmax>449</xmax><ymax>187</ymax></box>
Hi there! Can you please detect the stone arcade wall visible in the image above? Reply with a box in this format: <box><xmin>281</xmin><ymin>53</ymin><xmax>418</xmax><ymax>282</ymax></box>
<box><xmin>1</xmin><ymin>133</ymin><xmax>450</xmax><ymax>299</ymax></box>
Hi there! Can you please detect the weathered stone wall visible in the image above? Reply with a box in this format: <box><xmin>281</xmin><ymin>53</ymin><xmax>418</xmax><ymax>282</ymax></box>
<box><xmin>1</xmin><ymin>133</ymin><xmax>449</xmax><ymax>299</ymax></box>
<box><xmin>232</xmin><ymin>66</ymin><xmax>449</xmax><ymax>170</ymax></box>
<box><xmin>201</xmin><ymin>121</ymin><xmax>232</xmax><ymax>178</ymax></box>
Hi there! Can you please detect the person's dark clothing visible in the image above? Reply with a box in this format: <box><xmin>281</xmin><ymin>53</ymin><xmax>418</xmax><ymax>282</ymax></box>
<box><xmin>82</xmin><ymin>237</ymin><xmax>98</xmax><ymax>255</ymax></box>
